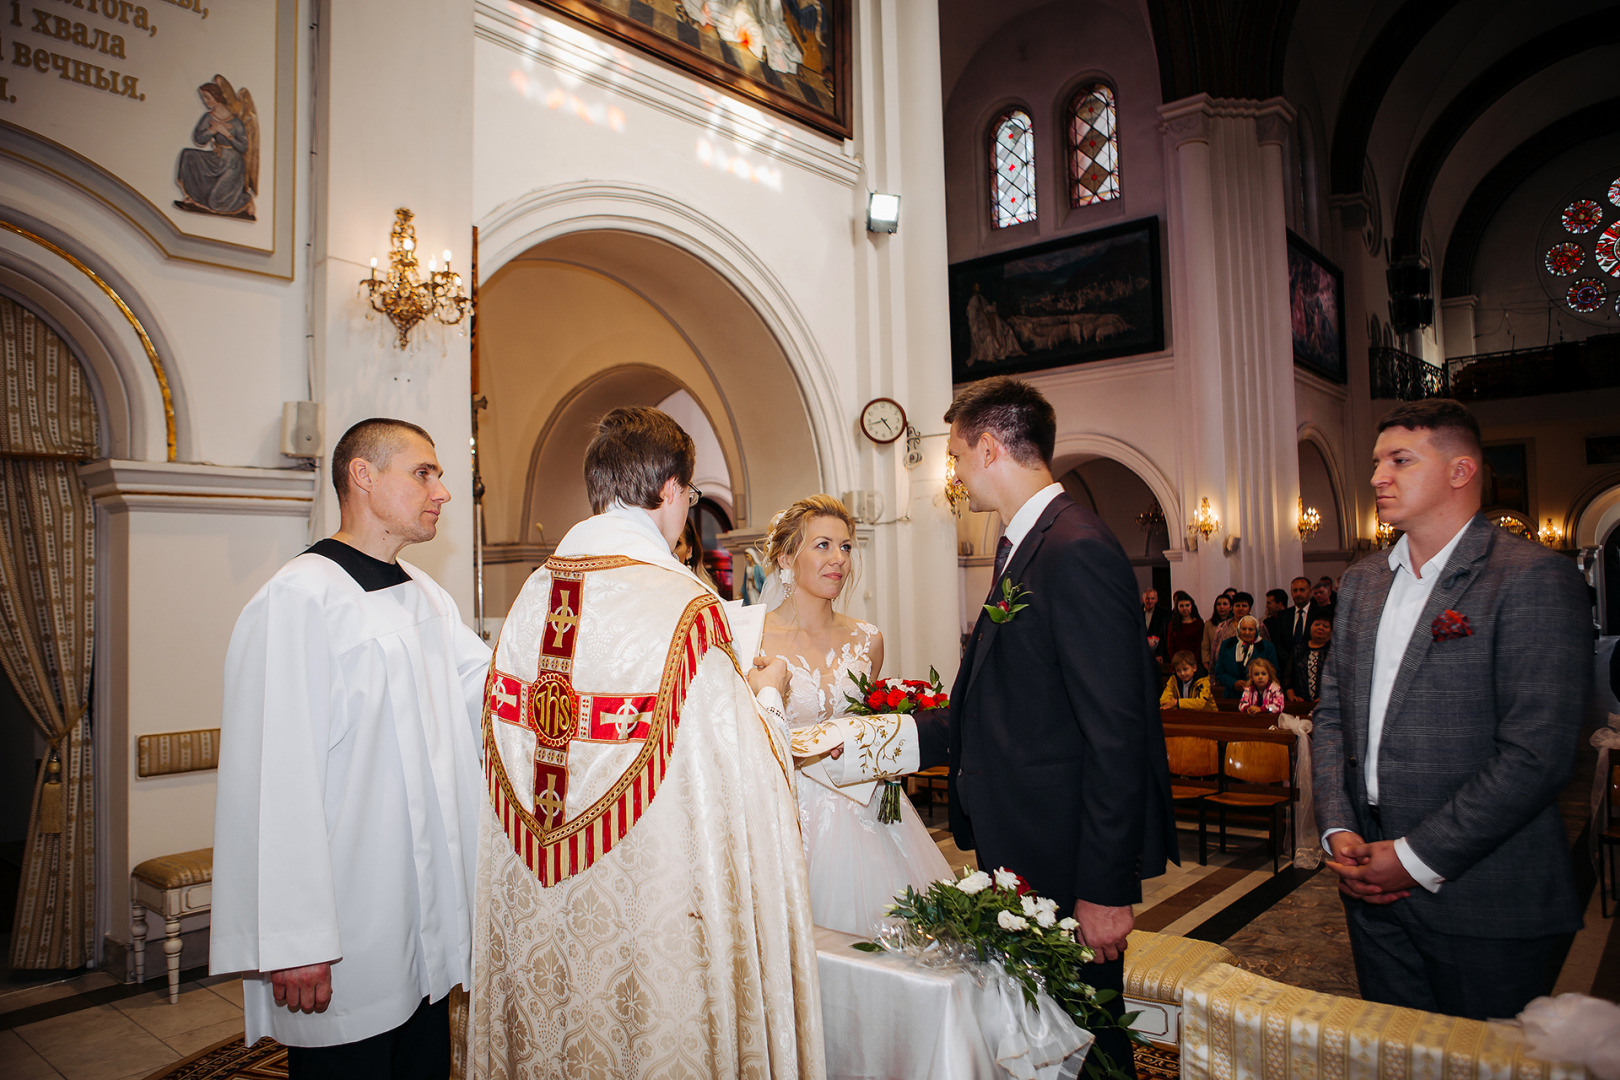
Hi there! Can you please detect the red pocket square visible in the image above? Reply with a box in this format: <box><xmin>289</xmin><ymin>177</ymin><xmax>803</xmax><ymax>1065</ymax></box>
<box><xmin>1431</xmin><ymin>609</ymin><xmax>1472</xmax><ymax>641</ymax></box>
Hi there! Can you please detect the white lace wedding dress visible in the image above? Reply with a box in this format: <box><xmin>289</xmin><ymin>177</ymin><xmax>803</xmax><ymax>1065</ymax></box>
<box><xmin>775</xmin><ymin>621</ymin><xmax>952</xmax><ymax>936</ymax></box>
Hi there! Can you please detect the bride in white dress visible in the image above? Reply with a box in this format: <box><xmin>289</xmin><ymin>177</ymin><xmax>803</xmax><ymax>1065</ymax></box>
<box><xmin>757</xmin><ymin>495</ymin><xmax>951</xmax><ymax>936</ymax></box>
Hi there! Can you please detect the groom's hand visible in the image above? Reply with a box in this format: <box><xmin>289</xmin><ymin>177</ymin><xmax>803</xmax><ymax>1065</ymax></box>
<box><xmin>1072</xmin><ymin>900</ymin><xmax>1132</xmax><ymax>963</ymax></box>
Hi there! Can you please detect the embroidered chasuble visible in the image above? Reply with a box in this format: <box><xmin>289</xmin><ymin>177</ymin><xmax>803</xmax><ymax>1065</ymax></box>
<box><xmin>469</xmin><ymin>510</ymin><xmax>825</xmax><ymax>1080</ymax></box>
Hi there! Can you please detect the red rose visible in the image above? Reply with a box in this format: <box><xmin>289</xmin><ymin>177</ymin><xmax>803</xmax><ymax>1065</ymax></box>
<box><xmin>885</xmin><ymin>688</ymin><xmax>907</xmax><ymax>708</ymax></box>
<box><xmin>916</xmin><ymin>693</ymin><xmax>936</xmax><ymax>709</ymax></box>
<box><xmin>866</xmin><ymin>690</ymin><xmax>885</xmax><ymax>709</ymax></box>
<box><xmin>998</xmin><ymin>601</ymin><xmax>1010</xmax><ymax>612</ymax></box>
<box><xmin>1014</xmin><ymin>874</ymin><xmax>1032</xmax><ymax>895</ymax></box>
<box><xmin>934</xmin><ymin>694</ymin><xmax>948</xmax><ymax>707</ymax></box>
<box><xmin>906</xmin><ymin>679</ymin><xmax>929</xmax><ymax>690</ymax></box>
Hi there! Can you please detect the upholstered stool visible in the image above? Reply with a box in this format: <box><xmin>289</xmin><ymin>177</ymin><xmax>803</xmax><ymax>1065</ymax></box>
<box><xmin>131</xmin><ymin>848</ymin><xmax>213</xmax><ymax>1004</ymax></box>
<box><xmin>1121</xmin><ymin>929</ymin><xmax>1237</xmax><ymax>1049</ymax></box>
<box><xmin>1179</xmin><ymin>962</ymin><xmax>1587</xmax><ymax>1080</ymax></box>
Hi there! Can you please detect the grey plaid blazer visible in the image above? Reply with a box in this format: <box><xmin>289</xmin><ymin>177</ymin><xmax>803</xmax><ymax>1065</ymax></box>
<box><xmin>1311</xmin><ymin>514</ymin><xmax>1588</xmax><ymax>939</ymax></box>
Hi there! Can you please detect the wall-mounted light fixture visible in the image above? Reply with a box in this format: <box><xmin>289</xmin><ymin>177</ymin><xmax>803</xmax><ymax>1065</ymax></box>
<box><xmin>866</xmin><ymin>192</ymin><xmax>901</xmax><ymax>234</ymax></box>
<box><xmin>944</xmin><ymin>453</ymin><xmax>968</xmax><ymax>516</ymax></box>
<box><xmin>1186</xmin><ymin>497</ymin><xmax>1219</xmax><ymax>550</ymax></box>
<box><xmin>1297</xmin><ymin>497</ymin><xmax>1321</xmax><ymax>542</ymax></box>
<box><xmin>1136</xmin><ymin>500</ymin><xmax>1165</xmax><ymax>534</ymax></box>
<box><xmin>1537</xmin><ymin>518</ymin><xmax>1564</xmax><ymax>548</ymax></box>
<box><xmin>360</xmin><ymin>207</ymin><xmax>471</xmax><ymax>349</ymax></box>
<box><xmin>1375</xmin><ymin>521</ymin><xmax>1396</xmax><ymax>548</ymax></box>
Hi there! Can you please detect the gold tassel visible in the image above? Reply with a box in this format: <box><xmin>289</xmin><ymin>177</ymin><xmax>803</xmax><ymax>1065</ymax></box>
<box><xmin>38</xmin><ymin>751</ymin><xmax>63</xmax><ymax>834</ymax></box>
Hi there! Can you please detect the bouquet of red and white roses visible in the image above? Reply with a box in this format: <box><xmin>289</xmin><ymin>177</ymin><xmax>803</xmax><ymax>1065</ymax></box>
<box><xmin>844</xmin><ymin>666</ymin><xmax>950</xmax><ymax>715</ymax></box>
<box><xmin>857</xmin><ymin>865</ymin><xmax>1141</xmax><ymax>1080</ymax></box>
<box><xmin>844</xmin><ymin>667</ymin><xmax>949</xmax><ymax>823</ymax></box>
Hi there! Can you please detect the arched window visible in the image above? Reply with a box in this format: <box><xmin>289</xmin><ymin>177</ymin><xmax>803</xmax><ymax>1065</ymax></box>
<box><xmin>990</xmin><ymin>109</ymin><xmax>1037</xmax><ymax>228</ymax></box>
<box><xmin>1066</xmin><ymin>83</ymin><xmax>1120</xmax><ymax>207</ymax></box>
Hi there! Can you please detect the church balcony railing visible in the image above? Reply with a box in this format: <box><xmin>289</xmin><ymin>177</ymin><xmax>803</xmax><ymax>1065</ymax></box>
<box><xmin>1369</xmin><ymin>335</ymin><xmax>1620</xmax><ymax>403</ymax></box>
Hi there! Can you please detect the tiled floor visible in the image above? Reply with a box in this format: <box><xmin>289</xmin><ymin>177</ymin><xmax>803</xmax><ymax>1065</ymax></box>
<box><xmin>0</xmin><ymin>972</ymin><xmax>244</xmax><ymax>1080</ymax></box>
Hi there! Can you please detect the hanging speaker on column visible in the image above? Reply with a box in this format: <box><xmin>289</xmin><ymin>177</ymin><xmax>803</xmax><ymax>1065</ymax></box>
<box><xmin>280</xmin><ymin>401</ymin><xmax>324</xmax><ymax>458</ymax></box>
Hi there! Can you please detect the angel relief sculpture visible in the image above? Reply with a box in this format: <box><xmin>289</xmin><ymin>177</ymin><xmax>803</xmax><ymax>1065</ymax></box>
<box><xmin>174</xmin><ymin>74</ymin><xmax>259</xmax><ymax>222</ymax></box>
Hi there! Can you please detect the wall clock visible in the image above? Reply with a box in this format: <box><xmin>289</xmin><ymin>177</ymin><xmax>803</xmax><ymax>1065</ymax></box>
<box><xmin>859</xmin><ymin>398</ymin><xmax>907</xmax><ymax>444</ymax></box>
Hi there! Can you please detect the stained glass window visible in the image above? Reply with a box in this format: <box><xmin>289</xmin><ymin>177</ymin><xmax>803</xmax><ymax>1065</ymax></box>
<box><xmin>1596</xmin><ymin>222</ymin><xmax>1620</xmax><ymax>279</ymax></box>
<box><xmin>1067</xmin><ymin>84</ymin><xmax>1120</xmax><ymax>207</ymax></box>
<box><xmin>1567</xmin><ymin>278</ymin><xmax>1607</xmax><ymax>313</ymax></box>
<box><xmin>1563</xmin><ymin>199</ymin><xmax>1604</xmax><ymax>234</ymax></box>
<box><xmin>991</xmin><ymin>110</ymin><xmax>1037</xmax><ymax>228</ymax></box>
<box><xmin>1546</xmin><ymin>242</ymin><xmax>1584</xmax><ymax>276</ymax></box>
<box><xmin>1609</xmin><ymin>177</ymin><xmax>1620</xmax><ymax>208</ymax></box>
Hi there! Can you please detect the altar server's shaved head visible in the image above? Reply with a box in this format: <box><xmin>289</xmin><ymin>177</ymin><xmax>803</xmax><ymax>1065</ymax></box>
<box><xmin>332</xmin><ymin>418</ymin><xmax>434</xmax><ymax>503</ymax></box>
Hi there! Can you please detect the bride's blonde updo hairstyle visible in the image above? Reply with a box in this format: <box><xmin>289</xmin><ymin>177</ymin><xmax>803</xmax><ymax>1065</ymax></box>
<box><xmin>762</xmin><ymin>494</ymin><xmax>860</xmax><ymax>590</ymax></box>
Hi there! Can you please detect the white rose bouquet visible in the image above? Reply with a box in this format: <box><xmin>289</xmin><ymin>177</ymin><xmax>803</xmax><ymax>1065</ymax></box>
<box><xmin>857</xmin><ymin>864</ymin><xmax>1142</xmax><ymax>1080</ymax></box>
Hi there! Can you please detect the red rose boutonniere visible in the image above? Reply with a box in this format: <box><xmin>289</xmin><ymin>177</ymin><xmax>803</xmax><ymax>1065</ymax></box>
<box><xmin>1431</xmin><ymin>609</ymin><xmax>1472</xmax><ymax>642</ymax></box>
<box><xmin>984</xmin><ymin>579</ymin><xmax>1031</xmax><ymax>624</ymax></box>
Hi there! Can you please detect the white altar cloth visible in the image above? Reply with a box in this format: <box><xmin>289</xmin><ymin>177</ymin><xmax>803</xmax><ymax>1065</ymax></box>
<box><xmin>814</xmin><ymin>926</ymin><xmax>1093</xmax><ymax>1080</ymax></box>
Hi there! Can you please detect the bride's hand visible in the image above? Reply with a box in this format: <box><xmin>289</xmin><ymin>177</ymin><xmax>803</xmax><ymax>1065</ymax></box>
<box><xmin>748</xmin><ymin>655</ymin><xmax>790</xmax><ymax>699</ymax></box>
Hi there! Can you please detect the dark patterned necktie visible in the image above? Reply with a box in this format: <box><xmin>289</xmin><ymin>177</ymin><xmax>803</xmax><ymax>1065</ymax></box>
<box><xmin>994</xmin><ymin>535</ymin><xmax>1012</xmax><ymax>578</ymax></box>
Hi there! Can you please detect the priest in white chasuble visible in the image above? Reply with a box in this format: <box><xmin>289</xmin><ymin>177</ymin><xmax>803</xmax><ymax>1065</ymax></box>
<box><xmin>212</xmin><ymin>419</ymin><xmax>490</xmax><ymax>1079</ymax></box>
<box><xmin>470</xmin><ymin>407</ymin><xmax>824</xmax><ymax>1080</ymax></box>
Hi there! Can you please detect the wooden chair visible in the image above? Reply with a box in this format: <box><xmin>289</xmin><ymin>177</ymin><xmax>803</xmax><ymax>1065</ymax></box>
<box><xmin>1601</xmin><ymin>764</ymin><xmax>1619</xmax><ymax>918</ymax></box>
<box><xmin>1165</xmin><ymin>736</ymin><xmax>1219</xmax><ymax>865</ymax></box>
<box><xmin>909</xmin><ymin>766</ymin><xmax>951</xmax><ymax>823</ymax></box>
<box><xmin>1203</xmin><ymin>741</ymin><xmax>1293</xmax><ymax>873</ymax></box>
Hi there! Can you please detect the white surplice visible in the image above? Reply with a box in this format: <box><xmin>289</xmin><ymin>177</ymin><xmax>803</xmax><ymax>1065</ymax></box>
<box><xmin>469</xmin><ymin>507</ymin><xmax>825</xmax><ymax>1080</ymax></box>
<box><xmin>210</xmin><ymin>552</ymin><xmax>490</xmax><ymax>1046</ymax></box>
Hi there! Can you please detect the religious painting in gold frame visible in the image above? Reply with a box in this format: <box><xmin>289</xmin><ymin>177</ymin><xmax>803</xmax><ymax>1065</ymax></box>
<box><xmin>519</xmin><ymin>0</ymin><xmax>851</xmax><ymax>139</ymax></box>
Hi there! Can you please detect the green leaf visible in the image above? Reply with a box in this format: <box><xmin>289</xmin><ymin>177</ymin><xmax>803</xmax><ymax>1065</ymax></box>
<box><xmin>850</xmin><ymin>941</ymin><xmax>883</xmax><ymax>953</ymax></box>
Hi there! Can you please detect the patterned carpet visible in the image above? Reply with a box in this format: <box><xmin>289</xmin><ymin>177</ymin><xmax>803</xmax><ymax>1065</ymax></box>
<box><xmin>1218</xmin><ymin>868</ymin><xmax>1361</xmax><ymax>998</ymax></box>
<box><xmin>143</xmin><ymin>1035</ymin><xmax>1178</xmax><ymax>1080</ymax></box>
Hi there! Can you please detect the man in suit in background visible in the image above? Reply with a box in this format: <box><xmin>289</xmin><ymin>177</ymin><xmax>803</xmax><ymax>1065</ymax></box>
<box><xmin>1143</xmin><ymin>588</ymin><xmax>1170</xmax><ymax>661</ymax></box>
<box><xmin>1262</xmin><ymin>587</ymin><xmax>1294</xmax><ymax>675</ymax></box>
<box><xmin>1272</xmin><ymin>578</ymin><xmax>1326</xmax><ymax>679</ymax></box>
<box><xmin>918</xmin><ymin>376</ymin><xmax>1177</xmax><ymax>1078</ymax></box>
<box><xmin>1313</xmin><ymin>398</ymin><xmax>1588</xmax><ymax>1020</ymax></box>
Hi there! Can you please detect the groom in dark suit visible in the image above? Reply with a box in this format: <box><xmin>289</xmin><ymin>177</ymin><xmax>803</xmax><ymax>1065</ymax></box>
<box><xmin>1313</xmin><ymin>398</ymin><xmax>1587</xmax><ymax>1019</ymax></box>
<box><xmin>918</xmin><ymin>377</ymin><xmax>1176</xmax><ymax>1077</ymax></box>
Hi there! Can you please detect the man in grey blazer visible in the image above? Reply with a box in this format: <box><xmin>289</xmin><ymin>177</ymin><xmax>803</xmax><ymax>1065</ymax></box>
<box><xmin>1313</xmin><ymin>399</ymin><xmax>1587</xmax><ymax>1020</ymax></box>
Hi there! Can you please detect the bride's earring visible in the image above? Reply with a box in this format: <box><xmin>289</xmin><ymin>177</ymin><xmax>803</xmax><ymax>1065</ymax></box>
<box><xmin>780</xmin><ymin>565</ymin><xmax>795</xmax><ymax>598</ymax></box>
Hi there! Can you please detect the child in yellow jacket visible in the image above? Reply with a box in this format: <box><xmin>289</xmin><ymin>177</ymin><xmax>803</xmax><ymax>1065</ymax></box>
<box><xmin>1160</xmin><ymin>650</ymin><xmax>1217</xmax><ymax>711</ymax></box>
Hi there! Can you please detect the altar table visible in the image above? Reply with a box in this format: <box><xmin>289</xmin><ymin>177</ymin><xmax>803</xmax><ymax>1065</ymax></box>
<box><xmin>814</xmin><ymin>925</ymin><xmax>1091</xmax><ymax>1080</ymax></box>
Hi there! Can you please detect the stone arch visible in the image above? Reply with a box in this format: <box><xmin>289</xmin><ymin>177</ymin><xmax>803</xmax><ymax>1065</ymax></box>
<box><xmin>0</xmin><ymin>215</ymin><xmax>185</xmax><ymax>461</ymax></box>
<box><xmin>1296</xmin><ymin>421</ymin><xmax>1349</xmax><ymax>548</ymax></box>
<box><xmin>1571</xmin><ymin>476</ymin><xmax>1620</xmax><ymax>549</ymax></box>
<box><xmin>1050</xmin><ymin>431</ymin><xmax>1181</xmax><ymax>541</ymax></box>
<box><xmin>476</xmin><ymin>181</ymin><xmax>849</xmax><ymax>498</ymax></box>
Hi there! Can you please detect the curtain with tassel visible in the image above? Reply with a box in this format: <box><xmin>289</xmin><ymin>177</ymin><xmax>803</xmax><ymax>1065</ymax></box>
<box><xmin>0</xmin><ymin>295</ymin><xmax>98</xmax><ymax>970</ymax></box>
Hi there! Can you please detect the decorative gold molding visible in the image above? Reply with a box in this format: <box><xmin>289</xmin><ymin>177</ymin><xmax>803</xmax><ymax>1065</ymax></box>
<box><xmin>0</xmin><ymin>219</ymin><xmax>176</xmax><ymax>461</ymax></box>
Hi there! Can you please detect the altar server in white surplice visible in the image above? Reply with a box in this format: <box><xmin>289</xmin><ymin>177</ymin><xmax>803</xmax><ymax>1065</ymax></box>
<box><xmin>470</xmin><ymin>406</ymin><xmax>825</xmax><ymax>1080</ymax></box>
<box><xmin>211</xmin><ymin>418</ymin><xmax>490</xmax><ymax>1080</ymax></box>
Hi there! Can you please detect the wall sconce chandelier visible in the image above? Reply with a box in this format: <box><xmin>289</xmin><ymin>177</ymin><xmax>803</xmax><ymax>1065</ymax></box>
<box><xmin>1494</xmin><ymin>514</ymin><xmax>1532</xmax><ymax>539</ymax></box>
<box><xmin>944</xmin><ymin>454</ymin><xmax>968</xmax><ymax>516</ymax></box>
<box><xmin>1297</xmin><ymin>497</ymin><xmax>1321</xmax><ymax>542</ymax></box>
<box><xmin>1375</xmin><ymin>520</ymin><xmax>1395</xmax><ymax>548</ymax></box>
<box><xmin>1537</xmin><ymin>518</ymin><xmax>1564</xmax><ymax>548</ymax></box>
<box><xmin>360</xmin><ymin>208</ymin><xmax>470</xmax><ymax>349</ymax></box>
<box><xmin>1136</xmin><ymin>500</ymin><xmax>1165</xmax><ymax>534</ymax></box>
<box><xmin>1187</xmin><ymin>497</ymin><xmax>1219</xmax><ymax>548</ymax></box>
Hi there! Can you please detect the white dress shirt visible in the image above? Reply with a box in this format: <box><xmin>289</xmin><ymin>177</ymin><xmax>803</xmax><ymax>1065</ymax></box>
<box><xmin>1324</xmin><ymin>520</ymin><xmax>1470</xmax><ymax>893</ymax></box>
<box><xmin>999</xmin><ymin>482</ymin><xmax>1064</xmax><ymax>567</ymax></box>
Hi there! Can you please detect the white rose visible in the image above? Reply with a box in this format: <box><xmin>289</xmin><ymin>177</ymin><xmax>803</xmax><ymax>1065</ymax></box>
<box><xmin>1035</xmin><ymin>897</ymin><xmax>1059</xmax><ymax>917</ymax></box>
<box><xmin>1035</xmin><ymin>907</ymin><xmax>1057</xmax><ymax>928</ymax></box>
<box><xmin>997</xmin><ymin>910</ymin><xmax>1029</xmax><ymax>932</ymax></box>
<box><xmin>993</xmin><ymin>868</ymin><xmax>1020</xmax><ymax>891</ymax></box>
<box><xmin>956</xmin><ymin>871</ymin><xmax>992</xmax><ymax>895</ymax></box>
<box><xmin>1058</xmin><ymin>917</ymin><xmax>1078</xmax><ymax>931</ymax></box>
<box><xmin>1020</xmin><ymin>895</ymin><xmax>1039</xmax><ymax>917</ymax></box>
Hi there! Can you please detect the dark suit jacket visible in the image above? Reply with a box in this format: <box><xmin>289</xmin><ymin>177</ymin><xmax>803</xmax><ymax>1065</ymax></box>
<box><xmin>918</xmin><ymin>493</ymin><xmax>1178</xmax><ymax>909</ymax></box>
<box><xmin>1311</xmin><ymin>514</ymin><xmax>1588</xmax><ymax>939</ymax></box>
<box><xmin>1145</xmin><ymin>606</ymin><xmax>1171</xmax><ymax>661</ymax></box>
<box><xmin>1267</xmin><ymin>601</ymin><xmax>1327</xmax><ymax>677</ymax></box>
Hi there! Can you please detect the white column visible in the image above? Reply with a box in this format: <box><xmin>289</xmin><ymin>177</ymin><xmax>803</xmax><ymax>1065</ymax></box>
<box><xmin>1159</xmin><ymin>95</ymin><xmax>1303</xmax><ymax>597</ymax></box>
<box><xmin>852</xmin><ymin>0</ymin><xmax>960</xmax><ymax>682</ymax></box>
<box><xmin>311</xmin><ymin>0</ymin><xmax>476</xmax><ymax>609</ymax></box>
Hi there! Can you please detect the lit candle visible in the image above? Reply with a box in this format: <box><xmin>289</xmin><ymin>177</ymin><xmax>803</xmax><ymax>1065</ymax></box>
<box><xmin>428</xmin><ymin>257</ymin><xmax>437</xmax><ymax>272</ymax></box>
<box><xmin>369</xmin><ymin>256</ymin><xmax>377</xmax><ymax>268</ymax></box>
<box><xmin>443</xmin><ymin>249</ymin><xmax>452</xmax><ymax>266</ymax></box>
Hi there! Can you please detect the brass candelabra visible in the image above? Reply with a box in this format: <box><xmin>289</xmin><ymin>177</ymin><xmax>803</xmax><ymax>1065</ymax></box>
<box><xmin>360</xmin><ymin>208</ymin><xmax>470</xmax><ymax>349</ymax></box>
